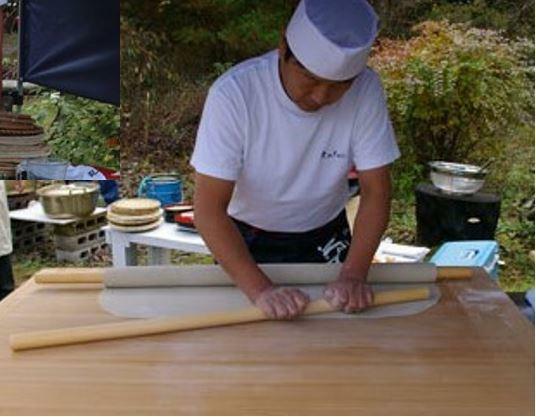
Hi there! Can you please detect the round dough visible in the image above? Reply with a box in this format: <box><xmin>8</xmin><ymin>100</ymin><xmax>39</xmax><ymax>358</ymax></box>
<box><xmin>110</xmin><ymin>198</ymin><xmax>161</xmax><ymax>216</ymax></box>
<box><xmin>107</xmin><ymin>208</ymin><xmax>163</xmax><ymax>225</ymax></box>
<box><xmin>108</xmin><ymin>217</ymin><xmax>163</xmax><ymax>232</ymax></box>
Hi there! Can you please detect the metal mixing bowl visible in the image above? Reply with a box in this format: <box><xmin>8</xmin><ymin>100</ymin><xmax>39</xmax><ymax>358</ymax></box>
<box><xmin>37</xmin><ymin>182</ymin><xmax>99</xmax><ymax>218</ymax></box>
<box><xmin>429</xmin><ymin>161</ymin><xmax>487</xmax><ymax>194</ymax></box>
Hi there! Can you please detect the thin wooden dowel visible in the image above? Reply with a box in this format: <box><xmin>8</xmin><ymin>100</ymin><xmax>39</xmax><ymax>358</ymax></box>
<box><xmin>10</xmin><ymin>287</ymin><xmax>430</xmax><ymax>351</ymax></box>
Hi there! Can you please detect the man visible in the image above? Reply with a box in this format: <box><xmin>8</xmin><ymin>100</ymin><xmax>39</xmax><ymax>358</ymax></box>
<box><xmin>0</xmin><ymin>180</ymin><xmax>14</xmax><ymax>300</ymax></box>
<box><xmin>191</xmin><ymin>0</ymin><xmax>400</xmax><ymax>320</ymax></box>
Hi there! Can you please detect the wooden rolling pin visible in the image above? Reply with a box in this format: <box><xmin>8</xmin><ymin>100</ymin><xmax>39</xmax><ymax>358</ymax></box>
<box><xmin>10</xmin><ymin>287</ymin><xmax>429</xmax><ymax>352</ymax></box>
<box><xmin>33</xmin><ymin>264</ymin><xmax>473</xmax><ymax>286</ymax></box>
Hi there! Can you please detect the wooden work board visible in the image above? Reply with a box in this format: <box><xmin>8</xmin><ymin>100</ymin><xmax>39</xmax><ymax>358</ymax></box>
<box><xmin>0</xmin><ymin>268</ymin><xmax>533</xmax><ymax>415</ymax></box>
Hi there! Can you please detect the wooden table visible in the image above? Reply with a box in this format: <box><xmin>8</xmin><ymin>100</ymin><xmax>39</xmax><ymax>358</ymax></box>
<box><xmin>0</xmin><ymin>269</ymin><xmax>533</xmax><ymax>415</ymax></box>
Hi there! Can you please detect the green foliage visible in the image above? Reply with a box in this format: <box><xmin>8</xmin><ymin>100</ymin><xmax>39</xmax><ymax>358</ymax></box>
<box><xmin>485</xmin><ymin>125</ymin><xmax>535</xmax><ymax>204</ymax></box>
<box><xmin>217</xmin><ymin>5</ymin><xmax>292</xmax><ymax>59</ymax></box>
<box><xmin>368</xmin><ymin>0</ymin><xmax>534</xmax><ymax>39</ymax></box>
<box><xmin>122</xmin><ymin>0</ymin><xmax>296</xmax><ymax>77</ymax></box>
<box><xmin>2</xmin><ymin>57</ymin><xmax>17</xmax><ymax>79</ymax></box>
<box><xmin>22</xmin><ymin>91</ymin><xmax>120</xmax><ymax>170</ymax></box>
<box><xmin>425</xmin><ymin>0</ymin><xmax>534</xmax><ymax>39</ymax></box>
<box><xmin>371</xmin><ymin>21</ymin><xmax>533</xmax><ymax>197</ymax></box>
<box><xmin>120</xmin><ymin>18</ymin><xmax>180</xmax><ymax>99</ymax></box>
<box><xmin>121</xmin><ymin>0</ymin><xmax>534</xmax><ymax>83</ymax></box>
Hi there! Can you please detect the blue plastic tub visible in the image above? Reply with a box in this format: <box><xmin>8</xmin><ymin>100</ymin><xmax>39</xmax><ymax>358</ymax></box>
<box><xmin>430</xmin><ymin>240</ymin><xmax>500</xmax><ymax>280</ymax></box>
<box><xmin>138</xmin><ymin>174</ymin><xmax>182</xmax><ymax>206</ymax></box>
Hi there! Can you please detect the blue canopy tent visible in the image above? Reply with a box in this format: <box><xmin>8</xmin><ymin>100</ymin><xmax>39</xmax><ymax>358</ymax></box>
<box><xmin>18</xmin><ymin>0</ymin><xmax>119</xmax><ymax>105</ymax></box>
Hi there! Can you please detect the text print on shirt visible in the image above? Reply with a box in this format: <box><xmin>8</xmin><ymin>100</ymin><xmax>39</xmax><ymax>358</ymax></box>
<box><xmin>321</xmin><ymin>149</ymin><xmax>346</xmax><ymax>159</ymax></box>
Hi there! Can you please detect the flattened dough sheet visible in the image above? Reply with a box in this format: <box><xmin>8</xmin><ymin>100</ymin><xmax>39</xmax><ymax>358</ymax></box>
<box><xmin>99</xmin><ymin>284</ymin><xmax>441</xmax><ymax>319</ymax></box>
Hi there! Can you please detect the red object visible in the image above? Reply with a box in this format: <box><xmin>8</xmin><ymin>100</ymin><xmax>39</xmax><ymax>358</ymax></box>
<box><xmin>175</xmin><ymin>211</ymin><xmax>195</xmax><ymax>229</ymax></box>
<box><xmin>348</xmin><ymin>167</ymin><xmax>359</xmax><ymax>180</ymax></box>
<box><xmin>92</xmin><ymin>165</ymin><xmax>120</xmax><ymax>180</ymax></box>
<box><xmin>164</xmin><ymin>204</ymin><xmax>193</xmax><ymax>223</ymax></box>
<box><xmin>106</xmin><ymin>137</ymin><xmax>119</xmax><ymax>148</ymax></box>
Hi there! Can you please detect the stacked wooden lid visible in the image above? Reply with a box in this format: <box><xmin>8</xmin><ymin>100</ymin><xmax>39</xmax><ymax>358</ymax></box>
<box><xmin>107</xmin><ymin>198</ymin><xmax>163</xmax><ymax>232</ymax></box>
<box><xmin>0</xmin><ymin>112</ymin><xmax>49</xmax><ymax>178</ymax></box>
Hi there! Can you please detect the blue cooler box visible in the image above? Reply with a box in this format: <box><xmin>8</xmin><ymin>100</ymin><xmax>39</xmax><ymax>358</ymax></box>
<box><xmin>431</xmin><ymin>240</ymin><xmax>500</xmax><ymax>280</ymax></box>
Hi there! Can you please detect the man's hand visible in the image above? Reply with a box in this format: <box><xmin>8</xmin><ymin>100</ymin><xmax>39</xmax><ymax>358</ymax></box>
<box><xmin>323</xmin><ymin>279</ymin><xmax>373</xmax><ymax>313</ymax></box>
<box><xmin>254</xmin><ymin>286</ymin><xmax>310</xmax><ymax>320</ymax></box>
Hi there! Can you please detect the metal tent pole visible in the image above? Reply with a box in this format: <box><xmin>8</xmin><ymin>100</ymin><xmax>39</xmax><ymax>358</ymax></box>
<box><xmin>15</xmin><ymin>0</ymin><xmax>23</xmax><ymax>113</ymax></box>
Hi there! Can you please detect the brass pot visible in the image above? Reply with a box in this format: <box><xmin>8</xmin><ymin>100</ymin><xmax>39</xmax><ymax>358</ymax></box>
<box><xmin>37</xmin><ymin>182</ymin><xmax>99</xmax><ymax>219</ymax></box>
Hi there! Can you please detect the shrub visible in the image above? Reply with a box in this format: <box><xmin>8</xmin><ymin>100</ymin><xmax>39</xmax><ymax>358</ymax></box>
<box><xmin>121</xmin><ymin>0</ymin><xmax>297</xmax><ymax>77</ymax></box>
<box><xmin>23</xmin><ymin>91</ymin><xmax>120</xmax><ymax>170</ymax></box>
<box><xmin>370</xmin><ymin>21</ymin><xmax>533</xmax><ymax>196</ymax></box>
<box><xmin>425</xmin><ymin>0</ymin><xmax>534</xmax><ymax>40</ymax></box>
<box><xmin>369</xmin><ymin>0</ymin><xmax>534</xmax><ymax>40</ymax></box>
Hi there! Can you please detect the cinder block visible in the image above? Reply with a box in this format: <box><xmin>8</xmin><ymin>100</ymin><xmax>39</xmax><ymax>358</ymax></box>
<box><xmin>11</xmin><ymin>220</ymin><xmax>47</xmax><ymax>239</ymax></box>
<box><xmin>12</xmin><ymin>232</ymin><xmax>50</xmax><ymax>252</ymax></box>
<box><xmin>55</xmin><ymin>242</ymin><xmax>108</xmax><ymax>263</ymax></box>
<box><xmin>55</xmin><ymin>228</ymin><xmax>105</xmax><ymax>251</ymax></box>
<box><xmin>11</xmin><ymin>220</ymin><xmax>51</xmax><ymax>252</ymax></box>
<box><xmin>7</xmin><ymin>192</ymin><xmax>36</xmax><ymax>210</ymax></box>
<box><xmin>53</xmin><ymin>212</ymin><xmax>107</xmax><ymax>236</ymax></box>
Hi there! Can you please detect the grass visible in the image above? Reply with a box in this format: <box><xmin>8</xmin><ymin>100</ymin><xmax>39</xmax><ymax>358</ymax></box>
<box><xmin>386</xmin><ymin>123</ymin><xmax>535</xmax><ymax>292</ymax></box>
<box><xmin>11</xmin><ymin>240</ymin><xmax>111</xmax><ymax>287</ymax></box>
<box><xmin>11</xmin><ymin>243</ymin><xmax>213</xmax><ymax>288</ymax></box>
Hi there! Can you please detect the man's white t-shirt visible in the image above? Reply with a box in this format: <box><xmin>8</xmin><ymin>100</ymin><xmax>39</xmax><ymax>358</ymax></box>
<box><xmin>191</xmin><ymin>50</ymin><xmax>400</xmax><ymax>232</ymax></box>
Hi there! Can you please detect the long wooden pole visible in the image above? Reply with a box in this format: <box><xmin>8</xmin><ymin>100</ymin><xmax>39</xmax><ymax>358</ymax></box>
<box><xmin>10</xmin><ymin>287</ymin><xmax>430</xmax><ymax>351</ymax></box>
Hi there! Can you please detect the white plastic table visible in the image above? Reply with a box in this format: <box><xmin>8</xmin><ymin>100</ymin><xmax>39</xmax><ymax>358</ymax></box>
<box><xmin>104</xmin><ymin>221</ymin><xmax>209</xmax><ymax>267</ymax></box>
<box><xmin>9</xmin><ymin>201</ymin><xmax>106</xmax><ymax>225</ymax></box>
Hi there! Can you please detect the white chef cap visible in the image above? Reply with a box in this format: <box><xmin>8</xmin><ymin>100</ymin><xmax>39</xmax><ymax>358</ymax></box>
<box><xmin>285</xmin><ymin>0</ymin><xmax>379</xmax><ymax>81</ymax></box>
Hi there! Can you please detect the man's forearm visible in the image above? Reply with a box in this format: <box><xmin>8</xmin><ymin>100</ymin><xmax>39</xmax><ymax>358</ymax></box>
<box><xmin>194</xmin><ymin>209</ymin><xmax>273</xmax><ymax>300</ymax></box>
<box><xmin>341</xmin><ymin>192</ymin><xmax>391</xmax><ymax>280</ymax></box>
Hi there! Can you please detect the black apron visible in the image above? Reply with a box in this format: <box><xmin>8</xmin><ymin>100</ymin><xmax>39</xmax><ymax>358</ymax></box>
<box><xmin>0</xmin><ymin>254</ymin><xmax>14</xmax><ymax>300</ymax></box>
<box><xmin>232</xmin><ymin>210</ymin><xmax>351</xmax><ymax>263</ymax></box>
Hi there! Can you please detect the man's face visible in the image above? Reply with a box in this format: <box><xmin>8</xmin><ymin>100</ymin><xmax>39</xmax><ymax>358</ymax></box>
<box><xmin>278</xmin><ymin>40</ymin><xmax>355</xmax><ymax>112</ymax></box>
